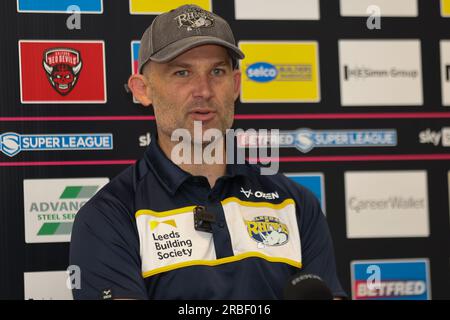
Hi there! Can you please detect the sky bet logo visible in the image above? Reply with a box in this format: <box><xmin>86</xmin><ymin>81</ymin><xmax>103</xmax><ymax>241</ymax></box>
<box><xmin>278</xmin><ymin>129</ymin><xmax>397</xmax><ymax>153</ymax></box>
<box><xmin>0</xmin><ymin>132</ymin><xmax>113</xmax><ymax>157</ymax></box>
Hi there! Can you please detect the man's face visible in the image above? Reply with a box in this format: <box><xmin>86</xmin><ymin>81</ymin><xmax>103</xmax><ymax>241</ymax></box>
<box><xmin>144</xmin><ymin>45</ymin><xmax>241</xmax><ymax>142</ymax></box>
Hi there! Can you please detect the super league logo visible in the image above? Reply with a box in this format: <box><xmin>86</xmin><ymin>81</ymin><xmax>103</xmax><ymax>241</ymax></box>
<box><xmin>43</xmin><ymin>48</ymin><xmax>82</xmax><ymax>96</ymax></box>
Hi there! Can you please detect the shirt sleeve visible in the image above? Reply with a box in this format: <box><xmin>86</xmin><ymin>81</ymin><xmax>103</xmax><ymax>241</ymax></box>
<box><xmin>286</xmin><ymin>179</ymin><xmax>347</xmax><ymax>298</ymax></box>
<box><xmin>70</xmin><ymin>198</ymin><xmax>148</xmax><ymax>300</ymax></box>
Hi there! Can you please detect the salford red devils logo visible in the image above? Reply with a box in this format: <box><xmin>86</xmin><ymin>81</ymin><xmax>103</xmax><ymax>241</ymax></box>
<box><xmin>42</xmin><ymin>48</ymin><xmax>82</xmax><ymax>96</ymax></box>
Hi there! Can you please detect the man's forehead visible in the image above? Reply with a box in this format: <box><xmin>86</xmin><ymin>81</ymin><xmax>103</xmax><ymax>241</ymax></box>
<box><xmin>165</xmin><ymin>45</ymin><xmax>232</xmax><ymax>65</ymax></box>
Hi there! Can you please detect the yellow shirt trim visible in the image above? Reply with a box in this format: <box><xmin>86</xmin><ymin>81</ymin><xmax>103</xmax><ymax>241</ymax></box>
<box><xmin>142</xmin><ymin>251</ymin><xmax>302</xmax><ymax>278</ymax></box>
<box><xmin>221</xmin><ymin>197</ymin><xmax>295</xmax><ymax>209</ymax></box>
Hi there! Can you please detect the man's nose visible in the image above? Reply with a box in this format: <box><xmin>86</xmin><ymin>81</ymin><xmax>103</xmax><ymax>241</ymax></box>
<box><xmin>192</xmin><ymin>73</ymin><xmax>214</xmax><ymax>100</ymax></box>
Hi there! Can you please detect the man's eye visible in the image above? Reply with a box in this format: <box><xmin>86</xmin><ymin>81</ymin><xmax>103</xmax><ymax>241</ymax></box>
<box><xmin>174</xmin><ymin>70</ymin><xmax>189</xmax><ymax>77</ymax></box>
<box><xmin>212</xmin><ymin>68</ymin><xmax>225</xmax><ymax>76</ymax></box>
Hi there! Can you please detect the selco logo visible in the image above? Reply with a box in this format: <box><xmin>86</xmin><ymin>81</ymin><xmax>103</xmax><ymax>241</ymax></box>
<box><xmin>245</xmin><ymin>216</ymin><xmax>289</xmax><ymax>248</ymax></box>
<box><xmin>246</xmin><ymin>62</ymin><xmax>278</xmax><ymax>83</ymax></box>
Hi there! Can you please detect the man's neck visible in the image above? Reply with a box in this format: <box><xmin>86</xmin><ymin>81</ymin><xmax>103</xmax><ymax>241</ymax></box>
<box><xmin>157</xmin><ymin>134</ymin><xmax>226</xmax><ymax>188</ymax></box>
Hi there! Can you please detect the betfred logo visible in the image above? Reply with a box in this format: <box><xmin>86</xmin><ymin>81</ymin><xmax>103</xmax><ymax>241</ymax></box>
<box><xmin>19</xmin><ymin>40</ymin><xmax>107</xmax><ymax>103</ymax></box>
<box><xmin>351</xmin><ymin>259</ymin><xmax>431</xmax><ymax>300</ymax></box>
<box><xmin>131</xmin><ymin>41</ymin><xmax>140</xmax><ymax>75</ymax></box>
<box><xmin>130</xmin><ymin>41</ymin><xmax>140</xmax><ymax>104</ymax></box>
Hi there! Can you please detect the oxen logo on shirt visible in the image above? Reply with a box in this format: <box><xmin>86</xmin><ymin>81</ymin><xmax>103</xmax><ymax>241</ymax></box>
<box><xmin>245</xmin><ymin>216</ymin><xmax>289</xmax><ymax>248</ymax></box>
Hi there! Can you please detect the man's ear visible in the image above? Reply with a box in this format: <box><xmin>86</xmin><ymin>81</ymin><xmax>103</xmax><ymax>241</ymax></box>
<box><xmin>232</xmin><ymin>69</ymin><xmax>242</xmax><ymax>101</ymax></box>
<box><xmin>127</xmin><ymin>74</ymin><xmax>152</xmax><ymax>107</ymax></box>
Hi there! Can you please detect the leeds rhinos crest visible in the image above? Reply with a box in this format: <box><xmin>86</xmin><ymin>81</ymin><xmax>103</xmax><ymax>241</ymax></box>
<box><xmin>245</xmin><ymin>216</ymin><xmax>289</xmax><ymax>248</ymax></box>
<box><xmin>174</xmin><ymin>7</ymin><xmax>214</xmax><ymax>31</ymax></box>
<box><xmin>43</xmin><ymin>48</ymin><xmax>82</xmax><ymax>96</ymax></box>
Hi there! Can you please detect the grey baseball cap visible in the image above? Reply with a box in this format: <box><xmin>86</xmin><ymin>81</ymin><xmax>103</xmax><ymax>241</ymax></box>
<box><xmin>138</xmin><ymin>4</ymin><xmax>245</xmax><ymax>73</ymax></box>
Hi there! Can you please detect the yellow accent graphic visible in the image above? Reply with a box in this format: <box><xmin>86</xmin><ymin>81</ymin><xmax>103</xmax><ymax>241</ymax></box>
<box><xmin>442</xmin><ymin>0</ymin><xmax>450</xmax><ymax>16</ymax></box>
<box><xmin>136</xmin><ymin>206</ymin><xmax>197</xmax><ymax>218</ymax></box>
<box><xmin>150</xmin><ymin>219</ymin><xmax>177</xmax><ymax>231</ymax></box>
<box><xmin>130</xmin><ymin>0</ymin><xmax>212</xmax><ymax>14</ymax></box>
<box><xmin>142</xmin><ymin>251</ymin><xmax>302</xmax><ymax>278</ymax></box>
<box><xmin>239</xmin><ymin>41</ymin><xmax>320</xmax><ymax>103</ymax></box>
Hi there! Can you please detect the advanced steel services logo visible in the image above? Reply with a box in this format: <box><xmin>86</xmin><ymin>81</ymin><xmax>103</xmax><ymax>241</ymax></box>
<box><xmin>19</xmin><ymin>40</ymin><xmax>106</xmax><ymax>103</ymax></box>
<box><xmin>24</xmin><ymin>178</ymin><xmax>109</xmax><ymax>243</ymax></box>
<box><xmin>0</xmin><ymin>132</ymin><xmax>113</xmax><ymax>157</ymax></box>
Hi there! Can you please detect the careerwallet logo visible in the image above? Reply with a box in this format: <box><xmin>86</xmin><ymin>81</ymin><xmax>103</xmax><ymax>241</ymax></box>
<box><xmin>23</xmin><ymin>178</ymin><xmax>109</xmax><ymax>243</ymax></box>
<box><xmin>345</xmin><ymin>171</ymin><xmax>429</xmax><ymax>239</ymax></box>
<box><xmin>339</xmin><ymin>40</ymin><xmax>423</xmax><ymax>106</ymax></box>
<box><xmin>0</xmin><ymin>132</ymin><xmax>113</xmax><ymax>157</ymax></box>
<box><xmin>239</xmin><ymin>41</ymin><xmax>320</xmax><ymax>103</ymax></box>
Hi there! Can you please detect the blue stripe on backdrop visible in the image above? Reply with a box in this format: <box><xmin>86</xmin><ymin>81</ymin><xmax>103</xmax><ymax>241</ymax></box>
<box><xmin>17</xmin><ymin>0</ymin><xmax>102</xmax><ymax>13</ymax></box>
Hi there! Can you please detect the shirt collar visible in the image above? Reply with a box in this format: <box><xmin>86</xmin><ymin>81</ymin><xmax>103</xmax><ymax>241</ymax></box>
<box><xmin>144</xmin><ymin>135</ymin><xmax>251</xmax><ymax>195</ymax></box>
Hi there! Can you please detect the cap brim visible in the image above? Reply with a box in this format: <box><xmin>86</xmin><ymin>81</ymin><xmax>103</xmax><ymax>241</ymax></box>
<box><xmin>149</xmin><ymin>35</ymin><xmax>245</xmax><ymax>64</ymax></box>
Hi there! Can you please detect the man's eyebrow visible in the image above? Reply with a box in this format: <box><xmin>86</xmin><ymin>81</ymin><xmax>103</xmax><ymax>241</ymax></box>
<box><xmin>214</xmin><ymin>60</ymin><xmax>232</xmax><ymax>67</ymax></box>
<box><xmin>166</xmin><ymin>62</ymin><xmax>192</xmax><ymax>68</ymax></box>
<box><xmin>166</xmin><ymin>60</ymin><xmax>231</xmax><ymax>69</ymax></box>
